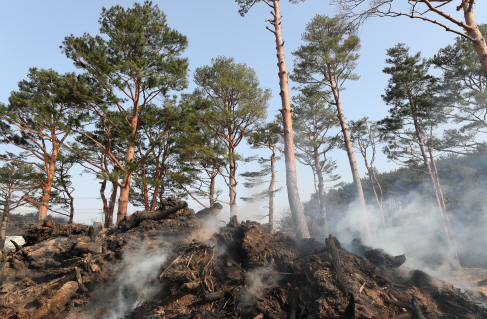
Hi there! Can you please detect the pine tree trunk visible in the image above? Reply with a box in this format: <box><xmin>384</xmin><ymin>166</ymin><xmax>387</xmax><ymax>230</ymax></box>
<box><xmin>116</xmin><ymin>143</ymin><xmax>136</xmax><ymax>224</ymax></box>
<box><xmin>271</xmin><ymin>0</ymin><xmax>310</xmax><ymax>239</ymax></box>
<box><xmin>428</xmin><ymin>146</ymin><xmax>460</xmax><ymax>263</ymax></box>
<box><xmin>313</xmin><ymin>147</ymin><xmax>329</xmax><ymax>239</ymax></box>
<box><xmin>329</xmin><ymin>78</ymin><xmax>371</xmax><ymax>239</ymax></box>
<box><xmin>0</xmin><ymin>213</ymin><xmax>7</xmax><ymax>250</ymax></box>
<box><xmin>268</xmin><ymin>147</ymin><xmax>276</xmax><ymax>234</ymax></box>
<box><xmin>100</xmin><ymin>181</ymin><xmax>109</xmax><ymax>228</ymax></box>
<box><xmin>462</xmin><ymin>1</ymin><xmax>487</xmax><ymax>79</ymax></box>
<box><xmin>67</xmin><ymin>192</ymin><xmax>74</xmax><ymax>225</ymax></box>
<box><xmin>0</xmin><ymin>190</ymin><xmax>11</xmax><ymax>249</ymax></box>
<box><xmin>210</xmin><ymin>166</ymin><xmax>217</xmax><ymax>207</ymax></box>
<box><xmin>412</xmin><ymin>116</ymin><xmax>453</xmax><ymax>248</ymax></box>
<box><xmin>38</xmin><ymin>146</ymin><xmax>58</xmax><ymax>225</ymax></box>
<box><xmin>364</xmin><ymin>161</ymin><xmax>386</xmax><ymax>228</ymax></box>
<box><xmin>108</xmin><ymin>181</ymin><xmax>118</xmax><ymax>227</ymax></box>
<box><xmin>229</xmin><ymin>156</ymin><xmax>237</xmax><ymax>217</ymax></box>
<box><xmin>150</xmin><ymin>165</ymin><xmax>163</xmax><ymax>211</ymax></box>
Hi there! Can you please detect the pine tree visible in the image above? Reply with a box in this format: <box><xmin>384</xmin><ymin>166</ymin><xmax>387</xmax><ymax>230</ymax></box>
<box><xmin>348</xmin><ymin>117</ymin><xmax>386</xmax><ymax>227</ymax></box>
<box><xmin>62</xmin><ymin>1</ymin><xmax>189</xmax><ymax>223</ymax></box>
<box><xmin>378</xmin><ymin>43</ymin><xmax>459</xmax><ymax>263</ymax></box>
<box><xmin>0</xmin><ymin>162</ymin><xmax>39</xmax><ymax>248</ymax></box>
<box><xmin>291</xmin><ymin>14</ymin><xmax>372</xmax><ymax>238</ymax></box>
<box><xmin>240</xmin><ymin>122</ymin><xmax>282</xmax><ymax>233</ymax></box>
<box><xmin>234</xmin><ymin>0</ymin><xmax>311</xmax><ymax>239</ymax></box>
<box><xmin>0</xmin><ymin>68</ymin><xmax>87</xmax><ymax>225</ymax></box>
<box><xmin>332</xmin><ymin>0</ymin><xmax>487</xmax><ymax>79</ymax></box>
<box><xmin>194</xmin><ymin>56</ymin><xmax>270</xmax><ymax>217</ymax></box>
<box><xmin>292</xmin><ymin>90</ymin><xmax>340</xmax><ymax>239</ymax></box>
<box><xmin>432</xmin><ymin>24</ymin><xmax>487</xmax><ymax>154</ymax></box>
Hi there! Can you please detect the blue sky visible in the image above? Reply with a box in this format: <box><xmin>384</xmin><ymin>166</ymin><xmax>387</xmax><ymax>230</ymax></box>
<box><xmin>1</xmin><ymin>1</ymin><xmax>486</xmax><ymax>223</ymax></box>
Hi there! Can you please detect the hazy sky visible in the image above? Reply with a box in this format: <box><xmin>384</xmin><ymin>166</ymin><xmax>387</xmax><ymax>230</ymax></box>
<box><xmin>1</xmin><ymin>1</ymin><xmax>486</xmax><ymax>223</ymax></box>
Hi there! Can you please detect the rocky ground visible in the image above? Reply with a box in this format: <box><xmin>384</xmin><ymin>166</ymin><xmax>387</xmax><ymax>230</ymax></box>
<box><xmin>1</xmin><ymin>197</ymin><xmax>487</xmax><ymax>318</ymax></box>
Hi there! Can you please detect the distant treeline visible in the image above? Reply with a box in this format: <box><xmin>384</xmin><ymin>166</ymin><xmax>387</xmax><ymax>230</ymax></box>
<box><xmin>303</xmin><ymin>154</ymin><xmax>487</xmax><ymax>223</ymax></box>
<box><xmin>6</xmin><ymin>213</ymin><xmax>68</xmax><ymax>236</ymax></box>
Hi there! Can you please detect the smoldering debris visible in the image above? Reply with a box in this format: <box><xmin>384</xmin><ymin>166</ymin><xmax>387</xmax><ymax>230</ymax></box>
<box><xmin>1</xmin><ymin>198</ymin><xmax>487</xmax><ymax>318</ymax></box>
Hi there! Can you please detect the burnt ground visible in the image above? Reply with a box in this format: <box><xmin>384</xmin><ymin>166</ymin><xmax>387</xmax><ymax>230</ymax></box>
<box><xmin>1</xmin><ymin>197</ymin><xmax>487</xmax><ymax>319</ymax></box>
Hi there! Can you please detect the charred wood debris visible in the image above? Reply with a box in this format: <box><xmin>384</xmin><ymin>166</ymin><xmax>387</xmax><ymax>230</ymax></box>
<box><xmin>0</xmin><ymin>197</ymin><xmax>486</xmax><ymax>318</ymax></box>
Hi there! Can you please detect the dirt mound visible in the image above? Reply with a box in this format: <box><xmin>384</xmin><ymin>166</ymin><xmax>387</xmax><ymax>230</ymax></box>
<box><xmin>1</xmin><ymin>198</ymin><xmax>487</xmax><ymax>319</ymax></box>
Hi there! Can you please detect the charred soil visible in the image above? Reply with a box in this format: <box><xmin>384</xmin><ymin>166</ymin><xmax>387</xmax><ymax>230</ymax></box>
<box><xmin>1</xmin><ymin>198</ymin><xmax>486</xmax><ymax>319</ymax></box>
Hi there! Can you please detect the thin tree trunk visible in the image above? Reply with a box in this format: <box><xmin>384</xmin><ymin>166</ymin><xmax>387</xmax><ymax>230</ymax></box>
<box><xmin>271</xmin><ymin>0</ymin><xmax>310</xmax><ymax>239</ymax></box>
<box><xmin>38</xmin><ymin>146</ymin><xmax>58</xmax><ymax>225</ymax></box>
<box><xmin>140</xmin><ymin>166</ymin><xmax>150</xmax><ymax>211</ymax></box>
<box><xmin>329</xmin><ymin>79</ymin><xmax>371</xmax><ymax>239</ymax></box>
<box><xmin>268</xmin><ymin>147</ymin><xmax>276</xmax><ymax>234</ymax></box>
<box><xmin>412</xmin><ymin>116</ymin><xmax>452</xmax><ymax>248</ymax></box>
<box><xmin>108</xmin><ymin>181</ymin><xmax>118</xmax><ymax>227</ymax></box>
<box><xmin>150</xmin><ymin>164</ymin><xmax>163</xmax><ymax>211</ymax></box>
<box><xmin>210</xmin><ymin>166</ymin><xmax>217</xmax><ymax>207</ymax></box>
<box><xmin>367</xmin><ymin>168</ymin><xmax>386</xmax><ymax>228</ymax></box>
<box><xmin>229</xmin><ymin>155</ymin><xmax>238</xmax><ymax>217</ymax></box>
<box><xmin>0</xmin><ymin>213</ymin><xmax>7</xmax><ymax>250</ymax></box>
<box><xmin>362</xmin><ymin>149</ymin><xmax>385</xmax><ymax>227</ymax></box>
<box><xmin>428</xmin><ymin>146</ymin><xmax>460</xmax><ymax>263</ymax></box>
<box><xmin>313</xmin><ymin>147</ymin><xmax>329</xmax><ymax>239</ymax></box>
<box><xmin>462</xmin><ymin>1</ymin><xmax>487</xmax><ymax>79</ymax></box>
<box><xmin>67</xmin><ymin>191</ymin><xmax>75</xmax><ymax>225</ymax></box>
<box><xmin>100</xmin><ymin>181</ymin><xmax>109</xmax><ymax>228</ymax></box>
<box><xmin>0</xmin><ymin>190</ymin><xmax>11</xmax><ymax>249</ymax></box>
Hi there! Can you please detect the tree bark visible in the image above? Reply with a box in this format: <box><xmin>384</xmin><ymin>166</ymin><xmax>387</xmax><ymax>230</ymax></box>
<box><xmin>329</xmin><ymin>78</ymin><xmax>371</xmax><ymax>239</ymax></box>
<box><xmin>150</xmin><ymin>164</ymin><xmax>164</xmax><ymax>211</ymax></box>
<box><xmin>116</xmin><ymin>144</ymin><xmax>136</xmax><ymax>224</ymax></box>
<box><xmin>38</xmin><ymin>146</ymin><xmax>58</xmax><ymax>225</ymax></box>
<box><xmin>268</xmin><ymin>146</ymin><xmax>276</xmax><ymax>234</ymax></box>
<box><xmin>210</xmin><ymin>166</ymin><xmax>217</xmax><ymax>207</ymax></box>
<box><xmin>0</xmin><ymin>190</ymin><xmax>11</xmax><ymax>249</ymax></box>
<box><xmin>30</xmin><ymin>281</ymin><xmax>79</xmax><ymax>319</ymax></box>
<box><xmin>119</xmin><ymin>202</ymin><xmax>188</xmax><ymax>232</ymax></box>
<box><xmin>313</xmin><ymin>146</ymin><xmax>329</xmax><ymax>239</ymax></box>
<box><xmin>229</xmin><ymin>155</ymin><xmax>238</xmax><ymax>217</ymax></box>
<box><xmin>107</xmin><ymin>181</ymin><xmax>118</xmax><ymax>227</ymax></box>
<box><xmin>462</xmin><ymin>1</ymin><xmax>487</xmax><ymax>79</ymax></box>
<box><xmin>271</xmin><ymin>0</ymin><xmax>310</xmax><ymax>239</ymax></box>
<box><xmin>100</xmin><ymin>181</ymin><xmax>109</xmax><ymax>228</ymax></box>
<box><xmin>67</xmin><ymin>192</ymin><xmax>74</xmax><ymax>225</ymax></box>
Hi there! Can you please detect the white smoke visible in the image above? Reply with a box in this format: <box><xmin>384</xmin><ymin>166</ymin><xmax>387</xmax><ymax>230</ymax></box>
<box><xmin>103</xmin><ymin>245</ymin><xmax>168</xmax><ymax>319</ymax></box>
<box><xmin>330</xmin><ymin>187</ymin><xmax>487</xmax><ymax>289</ymax></box>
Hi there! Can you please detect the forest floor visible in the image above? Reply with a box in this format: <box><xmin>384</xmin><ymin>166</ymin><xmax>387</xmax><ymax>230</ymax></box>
<box><xmin>1</xmin><ymin>197</ymin><xmax>487</xmax><ymax>319</ymax></box>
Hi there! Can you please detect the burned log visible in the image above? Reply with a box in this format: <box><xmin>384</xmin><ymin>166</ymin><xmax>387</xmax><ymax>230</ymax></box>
<box><xmin>412</xmin><ymin>295</ymin><xmax>426</xmax><ymax>319</ymax></box>
<box><xmin>0</xmin><ymin>249</ymin><xmax>5</xmax><ymax>278</ymax></box>
<box><xmin>118</xmin><ymin>202</ymin><xmax>188</xmax><ymax>232</ymax></box>
<box><xmin>343</xmin><ymin>293</ymin><xmax>355</xmax><ymax>319</ymax></box>
<box><xmin>75</xmin><ymin>267</ymin><xmax>88</xmax><ymax>292</ymax></box>
<box><xmin>293</xmin><ymin>246</ymin><xmax>328</xmax><ymax>261</ymax></box>
<box><xmin>88</xmin><ymin>222</ymin><xmax>103</xmax><ymax>241</ymax></box>
<box><xmin>326</xmin><ymin>234</ymin><xmax>349</xmax><ymax>296</ymax></box>
<box><xmin>352</xmin><ymin>238</ymin><xmax>406</xmax><ymax>268</ymax></box>
<box><xmin>30</xmin><ymin>281</ymin><xmax>79</xmax><ymax>319</ymax></box>
<box><xmin>10</xmin><ymin>240</ymin><xmax>22</xmax><ymax>252</ymax></box>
